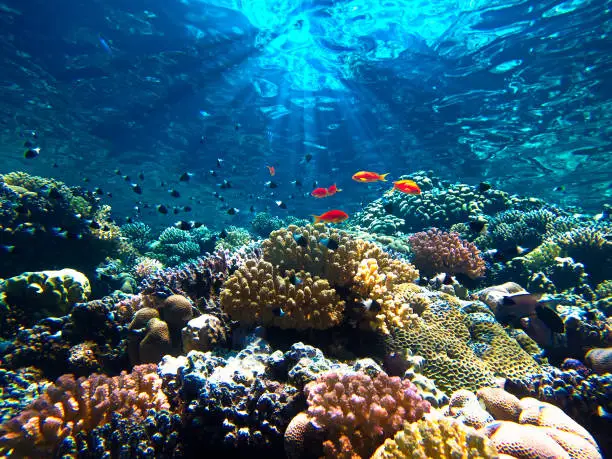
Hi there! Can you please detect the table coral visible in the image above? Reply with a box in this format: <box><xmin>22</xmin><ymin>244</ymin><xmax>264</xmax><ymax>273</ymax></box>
<box><xmin>0</xmin><ymin>364</ymin><xmax>169</xmax><ymax>457</ymax></box>
<box><xmin>221</xmin><ymin>259</ymin><xmax>345</xmax><ymax>330</ymax></box>
<box><xmin>371</xmin><ymin>416</ymin><xmax>498</xmax><ymax>459</ymax></box>
<box><xmin>303</xmin><ymin>370</ymin><xmax>431</xmax><ymax>458</ymax></box>
<box><xmin>409</xmin><ymin>228</ymin><xmax>485</xmax><ymax>279</ymax></box>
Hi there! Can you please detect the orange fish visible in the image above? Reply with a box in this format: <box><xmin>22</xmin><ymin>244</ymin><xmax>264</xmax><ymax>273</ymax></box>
<box><xmin>312</xmin><ymin>210</ymin><xmax>349</xmax><ymax>224</ymax></box>
<box><xmin>392</xmin><ymin>179</ymin><xmax>421</xmax><ymax>195</ymax></box>
<box><xmin>327</xmin><ymin>184</ymin><xmax>342</xmax><ymax>195</ymax></box>
<box><xmin>311</xmin><ymin>187</ymin><xmax>329</xmax><ymax>198</ymax></box>
<box><xmin>352</xmin><ymin>171</ymin><xmax>389</xmax><ymax>183</ymax></box>
<box><xmin>266</xmin><ymin>165</ymin><xmax>275</xmax><ymax>176</ymax></box>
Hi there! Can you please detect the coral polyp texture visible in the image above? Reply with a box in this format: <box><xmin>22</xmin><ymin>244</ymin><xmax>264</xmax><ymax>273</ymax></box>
<box><xmin>303</xmin><ymin>370</ymin><xmax>431</xmax><ymax>458</ymax></box>
<box><xmin>0</xmin><ymin>364</ymin><xmax>168</xmax><ymax>457</ymax></box>
<box><xmin>221</xmin><ymin>259</ymin><xmax>345</xmax><ymax>330</ymax></box>
<box><xmin>371</xmin><ymin>416</ymin><xmax>499</xmax><ymax>459</ymax></box>
<box><xmin>409</xmin><ymin>228</ymin><xmax>486</xmax><ymax>279</ymax></box>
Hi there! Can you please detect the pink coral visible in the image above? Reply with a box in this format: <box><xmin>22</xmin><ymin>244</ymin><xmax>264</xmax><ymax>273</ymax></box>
<box><xmin>0</xmin><ymin>364</ymin><xmax>169</xmax><ymax>456</ymax></box>
<box><xmin>409</xmin><ymin>228</ymin><xmax>486</xmax><ymax>279</ymax></box>
<box><xmin>304</xmin><ymin>371</ymin><xmax>430</xmax><ymax>458</ymax></box>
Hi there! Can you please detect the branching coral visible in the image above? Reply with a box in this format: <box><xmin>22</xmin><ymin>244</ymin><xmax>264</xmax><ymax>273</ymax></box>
<box><xmin>372</xmin><ymin>416</ymin><xmax>498</xmax><ymax>459</ymax></box>
<box><xmin>303</xmin><ymin>370</ymin><xmax>430</xmax><ymax>458</ymax></box>
<box><xmin>0</xmin><ymin>364</ymin><xmax>169</xmax><ymax>456</ymax></box>
<box><xmin>221</xmin><ymin>259</ymin><xmax>345</xmax><ymax>330</ymax></box>
<box><xmin>409</xmin><ymin>228</ymin><xmax>485</xmax><ymax>279</ymax></box>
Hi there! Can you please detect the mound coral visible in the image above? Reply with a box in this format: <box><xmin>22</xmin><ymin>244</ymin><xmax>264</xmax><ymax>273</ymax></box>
<box><xmin>303</xmin><ymin>370</ymin><xmax>430</xmax><ymax>458</ymax></box>
<box><xmin>409</xmin><ymin>228</ymin><xmax>485</xmax><ymax>279</ymax></box>
<box><xmin>221</xmin><ymin>259</ymin><xmax>345</xmax><ymax>330</ymax></box>
<box><xmin>0</xmin><ymin>364</ymin><xmax>169</xmax><ymax>456</ymax></box>
<box><xmin>372</xmin><ymin>416</ymin><xmax>498</xmax><ymax>459</ymax></box>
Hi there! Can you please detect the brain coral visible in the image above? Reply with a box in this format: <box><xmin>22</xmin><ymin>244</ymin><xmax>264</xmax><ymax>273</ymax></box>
<box><xmin>304</xmin><ymin>370</ymin><xmax>430</xmax><ymax>458</ymax></box>
<box><xmin>371</xmin><ymin>416</ymin><xmax>499</xmax><ymax>459</ymax></box>
<box><xmin>409</xmin><ymin>228</ymin><xmax>485</xmax><ymax>279</ymax></box>
<box><xmin>221</xmin><ymin>259</ymin><xmax>345</xmax><ymax>330</ymax></box>
<box><xmin>0</xmin><ymin>364</ymin><xmax>168</xmax><ymax>457</ymax></box>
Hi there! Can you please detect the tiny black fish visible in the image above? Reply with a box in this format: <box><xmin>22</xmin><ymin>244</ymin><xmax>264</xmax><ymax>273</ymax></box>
<box><xmin>217</xmin><ymin>158</ymin><xmax>224</xmax><ymax>168</ymax></box>
<box><xmin>183</xmin><ymin>206</ymin><xmax>192</xmax><ymax>212</ymax></box>
<box><xmin>131</xmin><ymin>184</ymin><xmax>143</xmax><ymax>194</ymax></box>
<box><xmin>89</xmin><ymin>221</ymin><xmax>101</xmax><ymax>230</ymax></box>
<box><xmin>271</xmin><ymin>306</ymin><xmax>285</xmax><ymax>317</ymax></box>
<box><xmin>48</xmin><ymin>188</ymin><xmax>62</xmax><ymax>200</ymax></box>
<box><xmin>469</xmin><ymin>219</ymin><xmax>487</xmax><ymax>233</ymax></box>
<box><xmin>382</xmin><ymin>202</ymin><xmax>394</xmax><ymax>214</ymax></box>
<box><xmin>157</xmin><ymin>204</ymin><xmax>168</xmax><ymax>214</ymax></box>
<box><xmin>304</xmin><ymin>153</ymin><xmax>313</xmax><ymax>163</ymax></box>
<box><xmin>293</xmin><ymin>234</ymin><xmax>308</xmax><ymax>247</ymax></box>
<box><xmin>114</xmin><ymin>169</ymin><xmax>121</xmax><ymax>175</ymax></box>
<box><xmin>175</xmin><ymin>221</ymin><xmax>192</xmax><ymax>231</ymax></box>
<box><xmin>138</xmin><ymin>171</ymin><xmax>145</xmax><ymax>181</ymax></box>
<box><xmin>179</xmin><ymin>172</ymin><xmax>191</xmax><ymax>182</ymax></box>
<box><xmin>535</xmin><ymin>304</ymin><xmax>565</xmax><ymax>333</ymax></box>
<box><xmin>249</xmin><ymin>206</ymin><xmax>255</xmax><ymax>212</ymax></box>
<box><xmin>94</xmin><ymin>187</ymin><xmax>104</xmax><ymax>195</ymax></box>
<box><xmin>219</xmin><ymin>229</ymin><xmax>228</xmax><ymax>239</ymax></box>
<box><xmin>23</xmin><ymin>140</ymin><xmax>34</xmax><ymax>148</ymax></box>
<box><xmin>227</xmin><ymin>207</ymin><xmax>239</xmax><ymax>215</ymax></box>
<box><xmin>125</xmin><ymin>216</ymin><xmax>134</xmax><ymax>223</ymax></box>
<box><xmin>319</xmin><ymin>237</ymin><xmax>339</xmax><ymax>250</ymax></box>
<box><xmin>169</xmin><ymin>189</ymin><xmax>180</xmax><ymax>198</ymax></box>
<box><xmin>292</xmin><ymin>180</ymin><xmax>302</xmax><ymax>187</ymax></box>
<box><xmin>209</xmin><ymin>170</ymin><xmax>217</xmax><ymax>177</ymax></box>
<box><xmin>275</xmin><ymin>200</ymin><xmax>287</xmax><ymax>209</ymax></box>
<box><xmin>122</xmin><ymin>175</ymin><xmax>131</xmax><ymax>182</ymax></box>
<box><xmin>24</xmin><ymin>147</ymin><xmax>40</xmax><ymax>159</ymax></box>
<box><xmin>173</xmin><ymin>207</ymin><xmax>180</xmax><ymax>215</ymax></box>
<box><xmin>265</xmin><ymin>181</ymin><xmax>278</xmax><ymax>189</ymax></box>
<box><xmin>360</xmin><ymin>298</ymin><xmax>381</xmax><ymax>313</ymax></box>
<box><xmin>478</xmin><ymin>182</ymin><xmax>492</xmax><ymax>193</ymax></box>
<box><xmin>221</xmin><ymin>180</ymin><xmax>231</xmax><ymax>189</ymax></box>
<box><xmin>289</xmin><ymin>272</ymin><xmax>303</xmax><ymax>285</ymax></box>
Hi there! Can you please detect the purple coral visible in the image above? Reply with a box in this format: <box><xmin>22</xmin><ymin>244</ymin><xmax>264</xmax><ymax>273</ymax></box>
<box><xmin>409</xmin><ymin>228</ymin><xmax>486</xmax><ymax>279</ymax></box>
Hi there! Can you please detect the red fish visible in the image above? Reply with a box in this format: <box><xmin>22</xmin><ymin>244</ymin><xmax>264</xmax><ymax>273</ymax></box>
<box><xmin>352</xmin><ymin>171</ymin><xmax>389</xmax><ymax>182</ymax></box>
<box><xmin>392</xmin><ymin>179</ymin><xmax>421</xmax><ymax>194</ymax></box>
<box><xmin>312</xmin><ymin>210</ymin><xmax>349</xmax><ymax>224</ymax></box>
<box><xmin>311</xmin><ymin>187</ymin><xmax>329</xmax><ymax>198</ymax></box>
<box><xmin>266</xmin><ymin>165</ymin><xmax>275</xmax><ymax>176</ymax></box>
<box><xmin>327</xmin><ymin>184</ymin><xmax>342</xmax><ymax>195</ymax></box>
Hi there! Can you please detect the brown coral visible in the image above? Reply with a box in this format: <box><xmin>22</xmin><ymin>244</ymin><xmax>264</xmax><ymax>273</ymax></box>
<box><xmin>0</xmin><ymin>364</ymin><xmax>169</xmax><ymax>456</ymax></box>
<box><xmin>372</xmin><ymin>416</ymin><xmax>499</xmax><ymax>459</ymax></box>
<box><xmin>584</xmin><ymin>348</ymin><xmax>612</xmax><ymax>375</ymax></box>
<box><xmin>220</xmin><ymin>259</ymin><xmax>345</xmax><ymax>330</ymax></box>
<box><xmin>476</xmin><ymin>387</ymin><xmax>521</xmax><ymax>422</ymax></box>
<box><xmin>409</xmin><ymin>228</ymin><xmax>486</xmax><ymax>279</ymax></box>
<box><xmin>304</xmin><ymin>370</ymin><xmax>430</xmax><ymax>458</ymax></box>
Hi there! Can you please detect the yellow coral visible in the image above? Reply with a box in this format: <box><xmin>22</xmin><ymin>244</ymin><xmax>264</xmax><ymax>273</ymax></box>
<box><xmin>220</xmin><ymin>259</ymin><xmax>345</xmax><ymax>330</ymax></box>
<box><xmin>372</xmin><ymin>417</ymin><xmax>499</xmax><ymax>459</ymax></box>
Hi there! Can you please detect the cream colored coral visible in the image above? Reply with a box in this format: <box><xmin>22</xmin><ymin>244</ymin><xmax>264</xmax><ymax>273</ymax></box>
<box><xmin>221</xmin><ymin>259</ymin><xmax>344</xmax><ymax>330</ymax></box>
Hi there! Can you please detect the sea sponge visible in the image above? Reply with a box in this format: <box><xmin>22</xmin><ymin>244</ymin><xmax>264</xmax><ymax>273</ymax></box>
<box><xmin>409</xmin><ymin>228</ymin><xmax>485</xmax><ymax>279</ymax></box>
<box><xmin>221</xmin><ymin>259</ymin><xmax>345</xmax><ymax>330</ymax></box>
<box><xmin>0</xmin><ymin>364</ymin><xmax>169</xmax><ymax>457</ymax></box>
<box><xmin>371</xmin><ymin>416</ymin><xmax>498</xmax><ymax>459</ymax></box>
<box><xmin>304</xmin><ymin>370</ymin><xmax>430</xmax><ymax>458</ymax></box>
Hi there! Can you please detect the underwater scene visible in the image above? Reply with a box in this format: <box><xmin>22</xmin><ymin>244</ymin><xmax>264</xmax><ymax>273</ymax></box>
<box><xmin>0</xmin><ymin>0</ymin><xmax>611</xmax><ymax>457</ymax></box>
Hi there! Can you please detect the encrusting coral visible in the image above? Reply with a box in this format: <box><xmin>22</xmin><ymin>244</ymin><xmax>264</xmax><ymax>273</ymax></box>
<box><xmin>221</xmin><ymin>259</ymin><xmax>345</xmax><ymax>330</ymax></box>
<box><xmin>301</xmin><ymin>370</ymin><xmax>431</xmax><ymax>458</ymax></box>
<box><xmin>409</xmin><ymin>228</ymin><xmax>486</xmax><ymax>279</ymax></box>
<box><xmin>371</xmin><ymin>416</ymin><xmax>499</xmax><ymax>459</ymax></box>
<box><xmin>0</xmin><ymin>364</ymin><xmax>169</xmax><ymax>457</ymax></box>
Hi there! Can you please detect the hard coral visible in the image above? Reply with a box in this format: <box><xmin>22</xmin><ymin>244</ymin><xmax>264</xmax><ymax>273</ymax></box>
<box><xmin>409</xmin><ymin>228</ymin><xmax>485</xmax><ymax>279</ymax></box>
<box><xmin>372</xmin><ymin>416</ymin><xmax>498</xmax><ymax>459</ymax></box>
<box><xmin>0</xmin><ymin>364</ymin><xmax>168</xmax><ymax>457</ymax></box>
<box><xmin>304</xmin><ymin>370</ymin><xmax>430</xmax><ymax>458</ymax></box>
<box><xmin>221</xmin><ymin>259</ymin><xmax>345</xmax><ymax>330</ymax></box>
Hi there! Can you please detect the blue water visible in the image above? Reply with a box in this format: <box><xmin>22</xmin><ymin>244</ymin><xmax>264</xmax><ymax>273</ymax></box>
<box><xmin>1</xmin><ymin>0</ymin><xmax>611</xmax><ymax>230</ymax></box>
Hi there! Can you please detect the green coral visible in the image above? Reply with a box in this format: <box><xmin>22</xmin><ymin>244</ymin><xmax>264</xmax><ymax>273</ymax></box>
<box><xmin>251</xmin><ymin>212</ymin><xmax>285</xmax><ymax>237</ymax></box>
<box><xmin>120</xmin><ymin>222</ymin><xmax>152</xmax><ymax>252</ymax></box>
<box><xmin>214</xmin><ymin>226</ymin><xmax>252</xmax><ymax>252</ymax></box>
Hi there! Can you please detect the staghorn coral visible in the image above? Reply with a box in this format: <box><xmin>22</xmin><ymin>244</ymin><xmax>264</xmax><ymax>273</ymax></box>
<box><xmin>304</xmin><ymin>370</ymin><xmax>430</xmax><ymax>458</ymax></box>
<box><xmin>0</xmin><ymin>364</ymin><xmax>169</xmax><ymax>457</ymax></box>
<box><xmin>221</xmin><ymin>259</ymin><xmax>345</xmax><ymax>330</ymax></box>
<box><xmin>409</xmin><ymin>228</ymin><xmax>485</xmax><ymax>279</ymax></box>
<box><xmin>371</xmin><ymin>416</ymin><xmax>499</xmax><ymax>459</ymax></box>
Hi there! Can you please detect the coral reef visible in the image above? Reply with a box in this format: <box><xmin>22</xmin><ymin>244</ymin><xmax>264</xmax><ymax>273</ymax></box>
<box><xmin>371</xmin><ymin>416</ymin><xmax>498</xmax><ymax>459</ymax></box>
<box><xmin>0</xmin><ymin>268</ymin><xmax>91</xmax><ymax>338</ymax></box>
<box><xmin>301</xmin><ymin>370</ymin><xmax>431</xmax><ymax>458</ymax></box>
<box><xmin>215</xmin><ymin>225</ymin><xmax>253</xmax><ymax>252</ymax></box>
<box><xmin>0</xmin><ymin>172</ymin><xmax>123</xmax><ymax>278</ymax></box>
<box><xmin>251</xmin><ymin>212</ymin><xmax>286</xmax><ymax>238</ymax></box>
<box><xmin>409</xmin><ymin>228</ymin><xmax>486</xmax><ymax>279</ymax></box>
<box><xmin>221</xmin><ymin>259</ymin><xmax>345</xmax><ymax>330</ymax></box>
<box><xmin>0</xmin><ymin>364</ymin><xmax>168</xmax><ymax>456</ymax></box>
